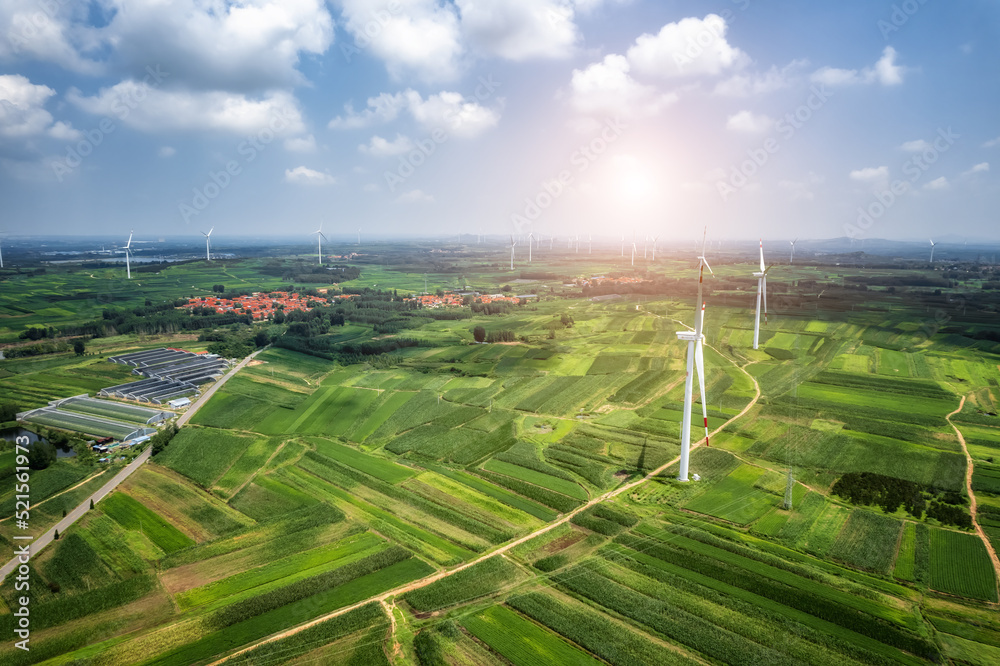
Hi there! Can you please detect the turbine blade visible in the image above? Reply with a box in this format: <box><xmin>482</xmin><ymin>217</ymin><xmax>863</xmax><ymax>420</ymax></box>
<box><xmin>763</xmin><ymin>276</ymin><xmax>768</xmax><ymax>315</ymax></box>
<box><xmin>702</xmin><ymin>258</ymin><xmax>713</xmax><ymax>274</ymax></box>
<box><xmin>759</xmin><ymin>239</ymin><xmax>765</xmax><ymax>272</ymax></box>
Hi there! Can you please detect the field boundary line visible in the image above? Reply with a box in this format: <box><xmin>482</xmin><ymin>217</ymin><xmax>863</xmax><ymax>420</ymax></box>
<box><xmin>0</xmin><ymin>467</ymin><xmax>108</xmax><ymax>523</ymax></box>
<box><xmin>946</xmin><ymin>394</ymin><xmax>1000</xmax><ymax>601</ymax></box>
<box><xmin>208</xmin><ymin>341</ymin><xmax>763</xmax><ymax>665</ymax></box>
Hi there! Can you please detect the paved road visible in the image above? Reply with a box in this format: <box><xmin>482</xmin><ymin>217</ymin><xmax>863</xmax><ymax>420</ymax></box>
<box><xmin>0</xmin><ymin>447</ymin><xmax>151</xmax><ymax>582</ymax></box>
<box><xmin>0</xmin><ymin>347</ymin><xmax>266</xmax><ymax>582</ymax></box>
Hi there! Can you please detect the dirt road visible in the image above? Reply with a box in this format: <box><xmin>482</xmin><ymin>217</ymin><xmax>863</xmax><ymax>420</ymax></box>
<box><xmin>210</xmin><ymin>349</ymin><xmax>762</xmax><ymax>664</ymax></box>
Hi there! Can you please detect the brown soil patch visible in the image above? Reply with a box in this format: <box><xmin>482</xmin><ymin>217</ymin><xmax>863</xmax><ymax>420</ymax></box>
<box><xmin>539</xmin><ymin>531</ymin><xmax>586</xmax><ymax>556</ymax></box>
<box><xmin>246</xmin><ymin>360</ymin><xmax>265</xmax><ymax>367</ymax></box>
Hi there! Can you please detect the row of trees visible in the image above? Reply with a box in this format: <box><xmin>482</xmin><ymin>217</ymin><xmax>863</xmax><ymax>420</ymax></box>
<box><xmin>831</xmin><ymin>472</ymin><xmax>971</xmax><ymax>528</ymax></box>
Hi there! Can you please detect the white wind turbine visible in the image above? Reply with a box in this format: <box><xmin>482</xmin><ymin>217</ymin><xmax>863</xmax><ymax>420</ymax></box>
<box><xmin>0</xmin><ymin>233</ymin><xmax>4</xmax><ymax>268</ymax></box>
<box><xmin>576</xmin><ymin>234</ymin><xmax>580</xmax><ymax>253</ymax></box>
<box><xmin>313</xmin><ymin>224</ymin><xmax>327</xmax><ymax>265</ymax></box>
<box><xmin>650</xmin><ymin>235</ymin><xmax>658</xmax><ymax>261</ymax></box>
<box><xmin>929</xmin><ymin>238</ymin><xmax>937</xmax><ymax>263</ymax></box>
<box><xmin>357</xmin><ymin>228</ymin><xmax>361</xmax><ymax>245</ymax></box>
<box><xmin>643</xmin><ymin>235</ymin><xmax>648</xmax><ymax>259</ymax></box>
<box><xmin>201</xmin><ymin>227</ymin><xmax>214</xmax><ymax>261</ymax></box>
<box><xmin>677</xmin><ymin>230</ymin><xmax>713</xmax><ymax>482</ymax></box>
<box><xmin>621</xmin><ymin>234</ymin><xmax>625</xmax><ymax>257</ymax></box>
<box><xmin>789</xmin><ymin>237</ymin><xmax>797</xmax><ymax>264</ymax></box>
<box><xmin>588</xmin><ymin>233</ymin><xmax>592</xmax><ymax>255</ymax></box>
<box><xmin>527</xmin><ymin>232</ymin><xmax>534</xmax><ymax>262</ymax></box>
<box><xmin>509</xmin><ymin>235</ymin><xmax>517</xmax><ymax>270</ymax></box>
<box><xmin>124</xmin><ymin>229</ymin><xmax>133</xmax><ymax>279</ymax></box>
<box><xmin>752</xmin><ymin>239</ymin><xmax>772</xmax><ymax>350</ymax></box>
<box><xmin>631</xmin><ymin>237</ymin><xmax>637</xmax><ymax>266</ymax></box>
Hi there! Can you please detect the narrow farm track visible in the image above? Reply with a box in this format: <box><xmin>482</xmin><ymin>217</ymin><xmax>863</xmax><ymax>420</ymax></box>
<box><xmin>946</xmin><ymin>395</ymin><xmax>1000</xmax><ymax>593</ymax></box>
<box><xmin>210</xmin><ymin>348</ymin><xmax>764</xmax><ymax>664</ymax></box>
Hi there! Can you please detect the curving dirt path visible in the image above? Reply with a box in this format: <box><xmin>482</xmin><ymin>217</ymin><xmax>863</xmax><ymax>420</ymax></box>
<box><xmin>946</xmin><ymin>395</ymin><xmax>1000</xmax><ymax>591</ymax></box>
<box><xmin>209</xmin><ymin>347</ymin><xmax>763</xmax><ymax>664</ymax></box>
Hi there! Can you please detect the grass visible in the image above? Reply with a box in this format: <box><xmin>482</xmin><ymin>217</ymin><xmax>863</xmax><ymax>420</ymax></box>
<box><xmin>462</xmin><ymin>604</ymin><xmax>605</xmax><ymax>666</ymax></box>
<box><xmin>827</xmin><ymin>510</ymin><xmax>903</xmax><ymax>574</ymax></box>
<box><xmin>309</xmin><ymin>437</ymin><xmax>415</xmax><ymax>483</ymax></box>
<box><xmin>928</xmin><ymin>528</ymin><xmax>998</xmax><ymax>601</ymax></box>
<box><xmin>156</xmin><ymin>427</ymin><xmax>255</xmax><ymax>488</ymax></box>
<box><xmin>100</xmin><ymin>492</ymin><xmax>194</xmax><ymax>554</ymax></box>
<box><xmin>684</xmin><ymin>465</ymin><xmax>776</xmax><ymax>525</ymax></box>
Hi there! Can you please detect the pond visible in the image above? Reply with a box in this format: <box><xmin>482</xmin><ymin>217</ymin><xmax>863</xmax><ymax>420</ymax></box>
<box><xmin>0</xmin><ymin>427</ymin><xmax>77</xmax><ymax>458</ymax></box>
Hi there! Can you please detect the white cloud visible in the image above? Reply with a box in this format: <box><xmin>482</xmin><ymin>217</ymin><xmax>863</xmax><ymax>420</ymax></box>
<box><xmin>923</xmin><ymin>176</ymin><xmax>949</xmax><ymax>191</ymax></box>
<box><xmin>360</xmin><ymin>134</ymin><xmax>415</xmax><ymax>156</ymax></box>
<box><xmin>983</xmin><ymin>137</ymin><xmax>1000</xmax><ymax>148</ymax></box>
<box><xmin>962</xmin><ymin>162</ymin><xmax>989</xmax><ymax>176</ymax></box>
<box><xmin>725</xmin><ymin>110</ymin><xmax>773</xmax><ymax>134</ymax></box>
<box><xmin>284</xmin><ymin>134</ymin><xmax>317</xmax><ymax>152</ymax></box>
<box><xmin>778</xmin><ymin>173</ymin><xmax>824</xmax><ymax>201</ymax></box>
<box><xmin>457</xmin><ymin>0</ymin><xmax>578</xmax><ymax>60</ymax></box>
<box><xmin>0</xmin><ymin>1</ymin><xmax>102</xmax><ymax>74</ymax></box>
<box><xmin>811</xmin><ymin>47</ymin><xmax>905</xmax><ymax>87</ymax></box>
<box><xmin>68</xmin><ymin>83</ymin><xmax>304</xmax><ymax>134</ymax></box>
<box><xmin>340</xmin><ymin>0</ymin><xmax>463</xmax><ymax>82</ymax></box>
<box><xmin>404</xmin><ymin>90</ymin><xmax>501</xmax><ymax>138</ymax></box>
<box><xmin>569</xmin><ymin>53</ymin><xmax>676</xmax><ymax>119</ymax></box>
<box><xmin>899</xmin><ymin>139</ymin><xmax>931</xmax><ymax>152</ymax></box>
<box><xmin>97</xmin><ymin>0</ymin><xmax>333</xmax><ymax>92</ymax></box>
<box><xmin>626</xmin><ymin>14</ymin><xmax>748</xmax><ymax>80</ymax></box>
<box><xmin>284</xmin><ymin>166</ymin><xmax>336</xmax><ymax>185</ymax></box>
<box><xmin>0</xmin><ymin>74</ymin><xmax>82</xmax><ymax>141</ymax></box>
<box><xmin>713</xmin><ymin>60</ymin><xmax>805</xmax><ymax>97</ymax></box>
<box><xmin>850</xmin><ymin>166</ymin><xmax>889</xmax><ymax>184</ymax></box>
<box><xmin>396</xmin><ymin>188</ymin><xmax>434</xmax><ymax>203</ymax></box>
<box><xmin>158</xmin><ymin>146</ymin><xmax>176</xmax><ymax>158</ymax></box>
<box><xmin>329</xmin><ymin>92</ymin><xmax>407</xmax><ymax>130</ymax></box>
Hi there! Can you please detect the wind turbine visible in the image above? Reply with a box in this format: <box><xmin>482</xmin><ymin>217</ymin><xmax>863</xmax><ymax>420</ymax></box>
<box><xmin>789</xmin><ymin>238</ymin><xmax>797</xmax><ymax>264</ymax></box>
<box><xmin>527</xmin><ymin>232</ymin><xmax>534</xmax><ymax>262</ymax></box>
<box><xmin>621</xmin><ymin>234</ymin><xmax>625</xmax><ymax>257</ymax></box>
<box><xmin>929</xmin><ymin>238</ymin><xmax>937</xmax><ymax>263</ymax></box>
<box><xmin>0</xmin><ymin>234</ymin><xmax>4</xmax><ymax>268</ymax></box>
<box><xmin>201</xmin><ymin>227</ymin><xmax>213</xmax><ymax>261</ymax></box>
<box><xmin>124</xmin><ymin>230</ymin><xmax>133</xmax><ymax>279</ymax></box>
<box><xmin>752</xmin><ymin>239</ymin><xmax>772</xmax><ymax>350</ymax></box>
<box><xmin>676</xmin><ymin>230</ymin><xmax>713</xmax><ymax>482</ymax></box>
<box><xmin>509</xmin><ymin>235</ymin><xmax>517</xmax><ymax>270</ymax></box>
<box><xmin>357</xmin><ymin>228</ymin><xmax>361</xmax><ymax>245</ymax></box>
<box><xmin>643</xmin><ymin>236</ymin><xmax>648</xmax><ymax>259</ymax></box>
<box><xmin>650</xmin><ymin>236</ymin><xmax>658</xmax><ymax>262</ymax></box>
<box><xmin>576</xmin><ymin>234</ymin><xmax>580</xmax><ymax>253</ymax></box>
<box><xmin>313</xmin><ymin>224</ymin><xmax>327</xmax><ymax>265</ymax></box>
<box><xmin>631</xmin><ymin>238</ymin><xmax>637</xmax><ymax>266</ymax></box>
<box><xmin>588</xmin><ymin>234</ymin><xmax>592</xmax><ymax>255</ymax></box>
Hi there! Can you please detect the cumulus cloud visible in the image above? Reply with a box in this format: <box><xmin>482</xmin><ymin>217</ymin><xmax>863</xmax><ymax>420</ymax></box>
<box><xmin>923</xmin><ymin>176</ymin><xmax>949</xmax><ymax>191</ymax></box>
<box><xmin>396</xmin><ymin>188</ymin><xmax>434</xmax><ymax>203</ymax></box>
<box><xmin>983</xmin><ymin>136</ymin><xmax>1000</xmax><ymax>148</ymax></box>
<box><xmin>725</xmin><ymin>110</ymin><xmax>773</xmax><ymax>133</ymax></box>
<box><xmin>0</xmin><ymin>74</ymin><xmax>80</xmax><ymax>140</ymax></box>
<box><xmin>0</xmin><ymin>1</ymin><xmax>102</xmax><ymax>74</ymax></box>
<box><xmin>569</xmin><ymin>54</ymin><xmax>676</xmax><ymax>119</ymax></box>
<box><xmin>962</xmin><ymin>162</ymin><xmax>989</xmax><ymax>176</ymax></box>
<box><xmin>626</xmin><ymin>14</ymin><xmax>748</xmax><ymax>80</ymax></box>
<box><xmin>359</xmin><ymin>134</ymin><xmax>415</xmax><ymax>156</ymax></box>
<box><xmin>811</xmin><ymin>47</ymin><xmax>905</xmax><ymax>87</ymax></box>
<box><xmin>284</xmin><ymin>134</ymin><xmax>317</xmax><ymax>152</ymax></box>
<box><xmin>849</xmin><ymin>166</ymin><xmax>889</xmax><ymax>187</ymax></box>
<box><xmin>340</xmin><ymin>0</ymin><xmax>463</xmax><ymax>82</ymax></box>
<box><xmin>899</xmin><ymin>139</ymin><xmax>931</xmax><ymax>152</ymax></box>
<box><xmin>284</xmin><ymin>166</ymin><xmax>336</xmax><ymax>185</ymax></box>
<box><xmin>68</xmin><ymin>83</ymin><xmax>304</xmax><ymax>135</ymax></box>
<box><xmin>713</xmin><ymin>60</ymin><xmax>805</xmax><ymax>97</ymax></box>
<box><xmin>331</xmin><ymin>89</ymin><xmax>501</xmax><ymax>139</ymax></box>
<box><xmin>456</xmin><ymin>0</ymin><xmax>578</xmax><ymax>60</ymax></box>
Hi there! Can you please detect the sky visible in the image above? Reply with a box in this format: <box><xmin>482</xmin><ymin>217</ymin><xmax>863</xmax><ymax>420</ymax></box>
<box><xmin>0</xmin><ymin>0</ymin><xmax>998</xmax><ymax>243</ymax></box>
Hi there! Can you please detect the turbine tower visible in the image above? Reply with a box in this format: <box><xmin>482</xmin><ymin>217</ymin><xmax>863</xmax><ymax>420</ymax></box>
<box><xmin>752</xmin><ymin>239</ymin><xmax>772</xmax><ymax>350</ymax></box>
<box><xmin>631</xmin><ymin>238</ymin><xmax>637</xmax><ymax>266</ymax></box>
<box><xmin>677</xmin><ymin>230</ymin><xmax>713</xmax><ymax>482</ymax></box>
<box><xmin>929</xmin><ymin>238</ymin><xmax>937</xmax><ymax>263</ymax></box>
<box><xmin>357</xmin><ymin>228</ymin><xmax>361</xmax><ymax>245</ymax></box>
<box><xmin>201</xmin><ymin>227</ymin><xmax>214</xmax><ymax>261</ymax></box>
<box><xmin>527</xmin><ymin>232</ymin><xmax>534</xmax><ymax>262</ymax></box>
<box><xmin>313</xmin><ymin>223</ymin><xmax>327</xmax><ymax>265</ymax></box>
<box><xmin>789</xmin><ymin>238</ymin><xmax>797</xmax><ymax>264</ymax></box>
<box><xmin>650</xmin><ymin>235</ymin><xmax>658</xmax><ymax>261</ymax></box>
<box><xmin>0</xmin><ymin>234</ymin><xmax>4</xmax><ymax>268</ymax></box>
<box><xmin>124</xmin><ymin>230</ymin><xmax>133</xmax><ymax>280</ymax></box>
<box><xmin>588</xmin><ymin>234</ymin><xmax>592</xmax><ymax>255</ymax></box>
<box><xmin>509</xmin><ymin>235</ymin><xmax>517</xmax><ymax>270</ymax></box>
<box><xmin>621</xmin><ymin>234</ymin><xmax>625</xmax><ymax>257</ymax></box>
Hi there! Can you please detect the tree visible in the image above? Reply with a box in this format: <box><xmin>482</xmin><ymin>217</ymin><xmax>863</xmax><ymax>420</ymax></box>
<box><xmin>73</xmin><ymin>338</ymin><xmax>86</xmax><ymax>356</ymax></box>
<box><xmin>473</xmin><ymin>326</ymin><xmax>486</xmax><ymax>343</ymax></box>
<box><xmin>27</xmin><ymin>441</ymin><xmax>57</xmax><ymax>470</ymax></box>
<box><xmin>53</xmin><ymin>529</ymin><xmax>60</xmax><ymax>540</ymax></box>
<box><xmin>89</xmin><ymin>498</ymin><xmax>94</xmax><ymax>510</ymax></box>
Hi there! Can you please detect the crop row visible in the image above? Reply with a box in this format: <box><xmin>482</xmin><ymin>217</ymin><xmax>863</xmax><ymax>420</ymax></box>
<box><xmin>0</xmin><ymin>465</ymin><xmax>89</xmax><ymax>515</ymax></box>
<box><xmin>101</xmin><ymin>492</ymin><xmax>195</xmax><ymax>554</ymax></box>
<box><xmin>811</xmin><ymin>371</ymin><xmax>954</xmax><ymax>399</ymax></box>
<box><xmin>483</xmin><ymin>459</ymin><xmax>588</xmax><ymax>501</ymax></box>
<box><xmin>462</xmin><ymin>604</ymin><xmax>603</xmax><ymax>666</ymax></box>
<box><xmin>158</xmin><ymin>427</ymin><xmax>255</xmax><ymax>488</ymax></box>
<box><xmin>610</xmin><ymin>370</ymin><xmax>670</xmax><ymax>404</ymax></box>
<box><xmin>495</xmin><ymin>441</ymin><xmax>578</xmax><ymax>483</ymax></box>
<box><xmin>544</xmin><ymin>446</ymin><xmax>613</xmax><ymax>488</ymax></box>
<box><xmin>423</xmin><ymin>464</ymin><xmax>556</xmax><ymax>521</ymax></box>
<box><xmin>404</xmin><ymin>556</ymin><xmax>523</xmax><ymax>612</ymax></box>
<box><xmin>473</xmin><ymin>468</ymin><xmax>582</xmax><ymax>513</ymax></box>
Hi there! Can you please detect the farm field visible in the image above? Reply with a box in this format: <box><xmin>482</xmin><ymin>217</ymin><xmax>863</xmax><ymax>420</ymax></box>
<box><xmin>1</xmin><ymin>251</ymin><xmax>999</xmax><ymax>664</ymax></box>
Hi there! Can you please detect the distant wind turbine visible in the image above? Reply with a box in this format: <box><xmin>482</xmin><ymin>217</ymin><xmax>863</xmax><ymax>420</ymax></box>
<box><xmin>124</xmin><ymin>230</ymin><xmax>133</xmax><ymax>279</ymax></box>
<box><xmin>201</xmin><ymin>227</ymin><xmax>214</xmax><ymax>261</ymax></box>
<box><xmin>789</xmin><ymin>238</ymin><xmax>797</xmax><ymax>264</ymax></box>
<box><xmin>650</xmin><ymin>235</ymin><xmax>658</xmax><ymax>262</ymax></box>
<box><xmin>752</xmin><ymin>239</ymin><xmax>773</xmax><ymax>350</ymax></box>
<box><xmin>588</xmin><ymin>234</ymin><xmax>592</xmax><ymax>255</ymax></box>
<box><xmin>929</xmin><ymin>238</ymin><xmax>937</xmax><ymax>263</ymax></box>
<box><xmin>313</xmin><ymin>224</ymin><xmax>327</xmax><ymax>265</ymax></box>
<box><xmin>676</xmin><ymin>229</ymin><xmax>713</xmax><ymax>482</ymax></box>
<box><xmin>621</xmin><ymin>234</ymin><xmax>625</xmax><ymax>257</ymax></box>
<box><xmin>527</xmin><ymin>232</ymin><xmax>534</xmax><ymax>262</ymax></box>
<box><xmin>357</xmin><ymin>228</ymin><xmax>361</xmax><ymax>245</ymax></box>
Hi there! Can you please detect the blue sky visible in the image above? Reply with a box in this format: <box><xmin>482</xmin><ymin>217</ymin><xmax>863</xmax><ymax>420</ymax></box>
<box><xmin>0</xmin><ymin>0</ymin><xmax>997</xmax><ymax>242</ymax></box>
